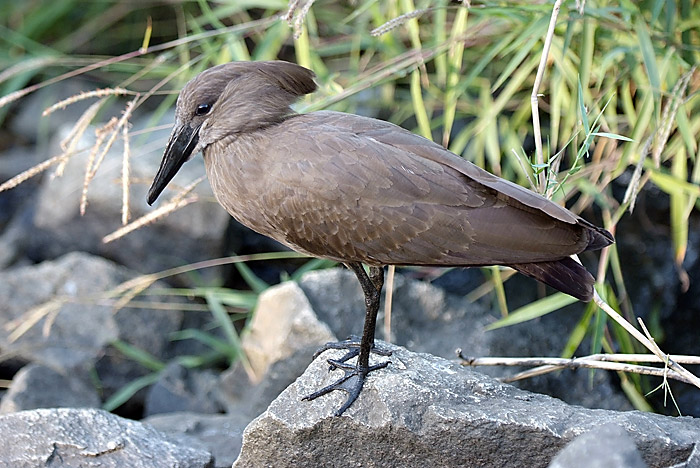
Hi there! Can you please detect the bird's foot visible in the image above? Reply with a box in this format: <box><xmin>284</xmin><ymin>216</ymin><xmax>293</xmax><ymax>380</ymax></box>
<box><xmin>302</xmin><ymin>358</ymin><xmax>390</xmax><ymax>416</ymax></box>
<box><xmin>311</xmin><ymin>336</ymin><xmax>392</xmax><ymax>370</ymax></box>
<box><xmin>303</xmin><ymin>337</ymin><xmax>392</xmax><ymax>416</ymax></box>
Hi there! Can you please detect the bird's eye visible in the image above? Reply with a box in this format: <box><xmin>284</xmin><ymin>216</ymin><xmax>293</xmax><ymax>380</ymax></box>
<box><xmin>195</xmin><ymin>103</ymin><xmax>211</xmax><ymax>116</ymax></box>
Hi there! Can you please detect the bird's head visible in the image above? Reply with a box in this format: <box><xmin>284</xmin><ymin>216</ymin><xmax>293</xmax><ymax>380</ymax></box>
<box><xmin>147</xmin><ymin>61</ymin><xmax>316</xmax><ymax>205</ymax></box>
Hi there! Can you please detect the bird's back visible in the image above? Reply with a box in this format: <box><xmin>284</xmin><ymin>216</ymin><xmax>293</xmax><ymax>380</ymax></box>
<box><xmin>203</xmin><ymin>110</ymin><xmax>611</xmax><ymax>268</ymax></box>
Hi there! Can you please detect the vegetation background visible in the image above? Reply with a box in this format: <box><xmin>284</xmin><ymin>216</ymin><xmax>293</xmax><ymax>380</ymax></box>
<box><xmin>1</xmin><ymin>0</ymin><xmax>698</xmax><ymax>415</ymax></box>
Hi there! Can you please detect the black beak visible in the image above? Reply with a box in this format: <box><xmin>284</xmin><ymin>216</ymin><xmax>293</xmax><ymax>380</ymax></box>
<box><xmin>147</xmin><ymin>123</ymin><xmax>200</xmax><ymax>205</ymax></box>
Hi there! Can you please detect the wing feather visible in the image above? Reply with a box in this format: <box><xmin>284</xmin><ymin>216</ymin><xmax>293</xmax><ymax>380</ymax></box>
<box><xmin>249</xmin><ymin>111</ymin><xmax>599</xmax><ymax>266</ymax></box>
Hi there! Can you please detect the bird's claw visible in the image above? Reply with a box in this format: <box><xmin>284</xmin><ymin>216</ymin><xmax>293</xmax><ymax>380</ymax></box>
<box><xmin>311</xmin><ymin>336</ymin><xmax>392</xmax><ymax>365</ymax></box>
<box><xmin>302</xmin><ymin>359</ymin><xmax>390</xmax><ymax>416</ymax></box>
<box><xmin>303</xmin><ymin>338</ymin><xmax>392</xmax><ymax>415</ymax></box>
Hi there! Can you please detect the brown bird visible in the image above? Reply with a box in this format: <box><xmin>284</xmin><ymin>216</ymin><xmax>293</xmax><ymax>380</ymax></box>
<box><xmin>148</xmin><ymin>60</ymin><xmax>613</xmax><ymax>416</ymax></box>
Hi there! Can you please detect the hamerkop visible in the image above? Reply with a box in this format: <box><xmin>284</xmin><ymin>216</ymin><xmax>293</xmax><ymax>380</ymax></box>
<box><xmin>148</xmin><ymin>60</ymin><xmax>614</xmax><ymax>416</ymax></box>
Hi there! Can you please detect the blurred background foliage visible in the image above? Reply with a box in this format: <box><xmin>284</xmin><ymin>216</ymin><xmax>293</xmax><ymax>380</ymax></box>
<box><xmin>1</xmin><ymin>0</ymin><xmax>699</xmax><ymax>411</ymax></box>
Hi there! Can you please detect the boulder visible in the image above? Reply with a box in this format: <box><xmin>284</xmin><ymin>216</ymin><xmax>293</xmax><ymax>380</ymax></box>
<box><xmin>0</xmin><ymin>364</ymin><xmax>99</xmax><ymax>413</ymax></box>
<box><xmin>234</xmin><ymin>343</ymin><xmax>700</xmax><ymax>468</ymax></box>
<box><xmin>0</xmin><ymin>408</ymin><xmax>213</xmax><ymax>467</ymax></box>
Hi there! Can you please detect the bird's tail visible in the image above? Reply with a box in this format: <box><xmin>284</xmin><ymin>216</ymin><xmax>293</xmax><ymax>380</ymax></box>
<box><xmin>510</xmin><ymin>257</ymin><xmax>596</xmax><ymax>302</ymax></box>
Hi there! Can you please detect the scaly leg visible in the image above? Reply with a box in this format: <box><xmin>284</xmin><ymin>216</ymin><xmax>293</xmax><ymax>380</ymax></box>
<box><xmin>302</xmin><ymin>263</ymin><xmax>392</xmax><ymax>416</ymax></box>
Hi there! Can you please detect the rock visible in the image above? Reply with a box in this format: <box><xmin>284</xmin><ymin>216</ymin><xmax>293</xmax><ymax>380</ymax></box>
<box><xmin>0</xmin><ymin>146</ymin><xmax>45</xmax><ymax>234</ymax></box>
<box><xmin>0</xmin><ymin>214</ymin><xmax>28</xmax><ymax>268</ymax></box>
<box><xmin>242</xmin><ymin>280</ymin><xmax>335</xmax><ymax>382</ymax></box>
<box><xmin>234</xmin><ymin>343</ymin><xmax>700</xmax><ymax>468</ymax></box>
<box><xmin>548</xmin><ymin>423</ymin><xmax>647</xmax><ymax>468</ymax></box>
<box><xmin>298</xmin><ymin>268</ymin><xmax>632</xmax><ymax>411</ymax></box>
<box><xmin>21</xmin><ymin>112</ymin><xmax>229</xmax><ymax>278</ymax></box>
<box><xmin>0</xmin><ymin>408</ymin><xmax>213</xmax><ymax>467</ymax></box>
<box><xmin>0</xmin><ymin>364</ymin><xmax>100</xmax><ymax>413</ymax></box>
<box><xmin>144</xmin><ymin>363</ymin><xmax>223</xmax><ymax>417</ymax></box>
<box><xmin>0</xmin><ymin>252</ymin><xmax>183</xmax><ymax>405</ymax></box>
<box><xmin>145</xmin><ymin>411</ymin><xmax>250</xmax><ymax>468</ymax></box>
<box><xmin>218</xmin><ymin>348</ymin><xmax>315</xmax><ymax>417</ymax></box>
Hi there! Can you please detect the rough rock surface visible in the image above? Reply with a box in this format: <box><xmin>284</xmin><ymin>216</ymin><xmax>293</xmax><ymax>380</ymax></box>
<box><xmin>0</xmin><ymin>408</ymin><xmax>213</xmax><ymax>467</ymax></box>
<box><xmin>548</xmin><ymin>422</ymin><xmax>648</xmax><ymax>468</ymax></box>
<box><xmin>234</xmin><ymin>343</ymin><xmax>700</xmax><ymax>468</ymax></box>
<box><xmin>0</xmin><ymin>364</ymin><xmax>100</xmax><ymax>413</ymax></box>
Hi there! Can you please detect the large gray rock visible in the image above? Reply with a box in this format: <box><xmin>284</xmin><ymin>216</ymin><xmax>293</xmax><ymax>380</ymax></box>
<box><xmin>298</xmin><ymin>268</ymin><xmax>632</xmax><ymax>411</ymax></box>
<box><xmin>548</xmin><ymin>422</ymin><xmax>647</xmax><ymax>468</ymax></box>
<box><xmin>145</xmin><ymin>412</ymin><xmax>250</xmax><ymax>468</ymax></box>
<box><xmin>234</xmin><ymin>343</ymin><xmax>700</xmax><ymax>468</ymax></box>
<box><xmin>144</xmin><ymin>363</ymin><xmax>223</xmax><ymax>417</ymax></box>
<box><xmin>0</xmin><ymin>252</ymin><xmax>183</xmax><ymax>402</ymax></box>
<box><xmin>0</xmin><ymin>408</ymin><xmax>213</xmax><ymax>467</ymax></box>
<box><xmin>0</xmin><ymin>363</ymin><xmax>100</xmax><ymax>413</ymax></box>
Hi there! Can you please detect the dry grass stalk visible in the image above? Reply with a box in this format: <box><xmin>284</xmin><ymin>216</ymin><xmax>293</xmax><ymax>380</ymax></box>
<box><xmin>0</xmin><ymin>88</ymin><xmax>35</xmax><ymax>112</ymax></box>
<box><xmin>103</xmin><ymin>195</ymin><xmax>198</xmax><ymax>244</ymax></box>
<box><xmin>371</xmin><ymin>9</ymin><xmax>429</xmax><ymax>37</ymax></box>
<box><xmin>594</xmin><ymin>290</ymin><xmax>700</xmax><ymax>389</ymax></box>
<box><xmin>293</xmin><ymin>0</ymin><xmax>317</xmax><ymax>39</ymax></box>
<box><xmin>111</xmin><ymin>275</ymin><xmax>159</xmax><ymax>312</ymax></box>
<box><xmin>0</xmin><ymin>153</ymin><xmax>65</xmax><ymax>193</ymax></box>
<box><xmin>80</xmin><ymin>117</ymin><xmax>117</xmax><ymax>216</ymax></box>
<box><xmin>383</xmin><ymin>265</ymin><xmax>395</xmax><ymax>343</ymax></box>
<box><xmin>121</xmin><ymin>123</ymin><xmax>131</xmax><ymax>225</ymax></box>
<box><xmin>624</xmin><ymin>67</ymin><xmax>695</xmax><ymax>212</ymax></box>
<box><xmin>80</xmin><ymin>97</ymin><xmax>139</xmax><ymax>216</ymax></box>
<box><xmin>458</xmin><ymin>352</ymin><xmax>699</xmax><ymax>385</ymax></box>
<box><xmin>652</xmin><ymin>67</ymin><xmax>694</xmax><ymax>167</ymax></box>
<box><xmin>42</xmin><ymin>87</ymin><xmax>131</xmax><ymax>117</ymax></box>
<box><xmin>55</xmin><ymin>98</ymin><xmax>108</xmax><ymax>177</ymax></box>
<box><xmin>0</xmin><ymin>97</ymin><xmax>102</xmax><ymax>193</ymax></box>
<box><xmin>461</xmin><ymin>288</ymin><xmax>700</xmax><ymax>390</ymax></box>
<box><xmin>102</xmin><ymin>175</ymin><xmax>204</xmax><ymax>244</ymax></box>
<box><xmin>622</xmin><ymin>133</ymin><xmax>654</xmax><ymax>212</ymax></box>
<box><xmin>41</xmin><ymin>305</ymin><xmax>61</xmax><ymax>338</ymax></box>
<box><xmin>5</xmin><ymin>300</ymin><xmax>63</xmax><ymax>343</ymax></box>
<box><xmin>282</xmin><ymin>0</ymin><xmax>301</xmax><ymax>24</ymax></box>
<box><xmin>60</xmin><ymin>98</ymin><xmax>107</xmax><ymax>152</ymax></box>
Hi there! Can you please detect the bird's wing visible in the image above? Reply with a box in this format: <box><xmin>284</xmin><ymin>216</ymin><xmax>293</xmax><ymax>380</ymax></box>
<box><xmin>259</xmin><ymin>112</ymin><xmax>592</xmax><ymax>266</ymax></box>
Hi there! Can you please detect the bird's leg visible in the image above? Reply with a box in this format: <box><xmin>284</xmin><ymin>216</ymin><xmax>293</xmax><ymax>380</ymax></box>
<box><xmin>358</xmin><ymin>264</ymin><xmax>384</xmax><ymax>367</ymax></box>
<box><xmin>302</xmin><ymin>263</ymin><xmax>392</xmax><ymax>416</ymax></box>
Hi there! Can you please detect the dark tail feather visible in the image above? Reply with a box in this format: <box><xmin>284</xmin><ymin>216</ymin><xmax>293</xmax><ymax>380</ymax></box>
<box><xmin>510</xmin><ymin>257</ymin><xmax>595</xmax><ymax>302</ymax></box>
<box><xmin>581</xmin><ymin>222</ymin><xmax>615</xmax><ymax>251</ymax></box>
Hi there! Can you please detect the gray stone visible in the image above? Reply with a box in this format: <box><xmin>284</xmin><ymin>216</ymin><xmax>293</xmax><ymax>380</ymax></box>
<box><xmin>298</xmin><ymin>268</ymin><xmax>632</xmax><ymax>411</ymax></box>
<box><xmin>549</xmin><ymin>423</ymin><xmax>647</xmax><ymax>468</ymax></box>
<box><xmin>0</xmin><ymin>364</ymin><xmax>100</xmax><ymax>413</ymax></box>
<box><xmin>0</xmin><ymin>408</ymin><xmax>212</xmax><ymax>467</ymax></box>
<box><xmin>218</xmin><ymin>348</ymin><xmax>315</xmax><ymax>417</ymax></box>
<box><xmin>234</xmin><ymin>343</ymin><xmax>700</xmax><ymax>468</ymax></box>
<box><xmin>144</xmin><ymin>363</ymin><xmax>223</xmax><ymax>417</ymax></box>
<box><xmin>145</xmin><ymin>411</ymin><xmax>250</xmax><ymax>468</ymax></box>
<box><xmin>0</xmin><ymin>252</ymin><xmax>182</xmax><ymax>402</ymax></box>
<box><xmin>0</xmin><ymin>215</ymin><xmax>27</xmax><ymax>268</ymax></box>
<box><xmin>242</xmin><ymin>280</ymin><xmax>335</xmax><ymax>381</ymax></box>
